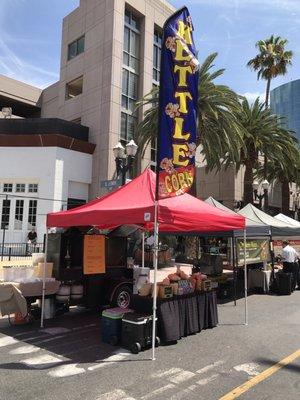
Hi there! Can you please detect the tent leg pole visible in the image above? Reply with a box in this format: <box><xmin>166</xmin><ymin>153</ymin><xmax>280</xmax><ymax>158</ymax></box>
<box><xmin>40</xmin><ymin>229</ymin><xmax>49</xmax><ymax>328</ymax></box>
<box><xmin>142</xmin><ymin>231</ymin><xmax>145</xmax><ymax>269</ymax></box>
<box><xmin>243</xmin><ymin>229</ymin><xmax>248</xmax><ymax>326</ymax></box>
<box><xmin>231</xmin><ymin>237</ymin><xmax>237</xmax><ymax>306</ymax></box>
<box><xmin>151</xmin><ymin>201</ymin><xmax>159</xmax><ymax>361</ymax></box>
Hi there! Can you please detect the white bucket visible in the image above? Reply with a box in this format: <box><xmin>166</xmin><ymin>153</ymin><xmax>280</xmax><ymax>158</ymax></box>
<box><xmin>56</xmin><ymin>285</ymin><xmax>71</xmax><ymax>303</ymax></box>
<box><xmin>70</xmin><ymin>284</ymin><xmax>83</xmax><ymax>300</ymax></box>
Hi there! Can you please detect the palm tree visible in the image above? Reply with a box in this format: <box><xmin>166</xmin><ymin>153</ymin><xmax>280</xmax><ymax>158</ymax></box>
<box><xmin>247</xmin><ymin>35</ymin><xmax>293</xmax><ymax>107</ymax></box>
<box><xmin>236</xmin><ymin>97</ymin><xmax>298</xmax><ymax>205</ymax></box>
<box><xmin>135</xmin><ymin>53</ymin><xmax>244</xmax><ymax>172</ymax></box>
<box><xmin>256</xmin><ymin>144</ymin><xmax>300</xmax><ymax>214</ymax></box>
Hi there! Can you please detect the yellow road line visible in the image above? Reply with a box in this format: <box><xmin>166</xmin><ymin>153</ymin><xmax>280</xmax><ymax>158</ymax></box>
<box><xmin>219</xmin><ymin>349</ymin><xmax>300</xmax><ymax>400</ymax></box>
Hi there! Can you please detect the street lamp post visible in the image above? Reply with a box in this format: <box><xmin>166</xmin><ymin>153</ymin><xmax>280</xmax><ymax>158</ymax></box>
<box><xmin>252</xmin><ymin>179</ymin><xmax>269</xmax><ymax>212</ymax></box>
<box><xmin>113</xmin><ymin>140</ymin><xmax>138</xmax><ymax>186</ymax></box>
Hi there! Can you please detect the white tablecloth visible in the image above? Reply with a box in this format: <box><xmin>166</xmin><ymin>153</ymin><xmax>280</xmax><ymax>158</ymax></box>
<box><xmin>248</xmin><ymin>270</ymin><xmax>271</xmax><ymax>293</ymax></box>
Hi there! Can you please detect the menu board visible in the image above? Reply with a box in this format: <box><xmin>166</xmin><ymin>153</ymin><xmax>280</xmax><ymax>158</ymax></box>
<box><xmin>83</xmin><ymin>235</ymin><xmax>106</xmax><ymax>275</ymax></box>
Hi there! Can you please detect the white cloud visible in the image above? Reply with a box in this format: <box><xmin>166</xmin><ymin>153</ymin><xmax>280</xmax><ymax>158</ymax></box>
<box><xmin>0</xmin><ymin>38</ymin><xmax>58</xmax><ymax>88</ymax></box>
<box><xmin>241</xmin><ymin>92</ymin><xmax>265</xmax><ymax>103</ymax></box>
<box><xmin>0</xmin><ymin>0</ymin><xmax>59</xmax><ymax>88</ymax></box>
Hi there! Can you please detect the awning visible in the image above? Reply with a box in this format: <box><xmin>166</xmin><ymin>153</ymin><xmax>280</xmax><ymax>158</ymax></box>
<box><xmin>47</xmin><ymin>169</ymin><xmax>245</xmax><ymax>234</ymax></box>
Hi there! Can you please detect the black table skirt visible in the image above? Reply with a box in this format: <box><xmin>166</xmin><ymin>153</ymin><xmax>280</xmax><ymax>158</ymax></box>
<box><xmin>131</xmin><ymin>291</ymin><xmax>218</xmax><ymax>343</ymax></box>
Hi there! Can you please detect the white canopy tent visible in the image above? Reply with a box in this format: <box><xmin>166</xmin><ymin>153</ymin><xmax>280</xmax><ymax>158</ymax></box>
<box><xmin>274</xmin><ymin>213</ymin><xmax>300</xmax><ymax>227</ymax></box>
<box><xmin>238</xmin><ymin>204</ymin><xmax>300</xmax><ymax>237</ymax></box>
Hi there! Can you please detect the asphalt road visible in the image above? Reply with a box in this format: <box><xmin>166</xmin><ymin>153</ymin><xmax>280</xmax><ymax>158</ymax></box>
<box><xmin>0</xmin><ymin>291</ymin><xmax>299</xmax><ymax>400</ymax></box>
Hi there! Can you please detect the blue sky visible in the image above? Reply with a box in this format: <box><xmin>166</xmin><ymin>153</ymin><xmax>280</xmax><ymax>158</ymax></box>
<box><xmin>0</xmin><ymin>0</ymin><xmax>299</xmax><ymax>102</ymax></box>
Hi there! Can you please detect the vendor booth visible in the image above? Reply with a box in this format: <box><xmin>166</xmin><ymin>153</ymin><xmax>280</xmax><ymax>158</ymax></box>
<box><xmin>238</xmin><ymin>204</ymin><xmax>300</xmax><ymax>294</ymax></box>
<box><xmin>41</xmin><ymin>169</ymin><xmax>246</xmax><ymax>354</ymax></box>
<box><xmin>204</xmin><ymin>197</ymin><xmax>272</xmax><ymax>297</ymax></box>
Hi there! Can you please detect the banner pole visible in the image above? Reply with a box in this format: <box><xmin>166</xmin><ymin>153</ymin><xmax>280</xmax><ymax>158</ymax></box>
<box><xmin>40</xmin><ymin>229</ymin><xmax>49</xmax><ymax>328</ymax></box>
<box><xmin>243</xmin><ymin>229</ymin><xmax>248</xmax><ymax>325</ymax></box>
<box><xmin>151</xmin><ymin>201</ymin><xmax>159</xmax><ymax>361</ymax></box>
<box><xmin>142</xmin><ymin>231</ymin><xmax>145</xmax><ymax>269</ymax></box>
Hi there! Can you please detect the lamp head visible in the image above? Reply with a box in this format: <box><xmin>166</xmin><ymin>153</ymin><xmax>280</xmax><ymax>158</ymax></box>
<box><xmin>262</xmin><ymin>179</ymin><xmax>269</xmax><ymax>191</ymax></box>
<box><xmin>113</xmin><ymin>142</ymin><xmax>125</xmax><ymax>159</ymax></box>
<box><xmin>1</xmin><ymin>107</ymin><xmax>12</xmax><ymax>118</ymax></box>
<box><xmin>252</xmin><ymin>180</ymin><xmax>259</xmax><ymax>191</ymax></box>
<box><xmin>125</xmin><ymin>139</ymin><xmax>138</xmax><ymax>157</ymax></box>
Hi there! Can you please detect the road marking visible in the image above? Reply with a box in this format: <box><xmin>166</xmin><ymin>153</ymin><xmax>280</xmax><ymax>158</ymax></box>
<box><xmin>168</xmin><ymin>370</ymin><xmax>196</xmax><ymax>384</ymax></box>
<box><xmin>73</xmin><ymin>323</ymin><xmax>97</xmax><ymax>331</ymax></box>
<box><xmin>22</xmin><ymin>354</ymin><xmax>63</xmax><ymax>369</ymax></box>
<box><xmin>197</xmin><ymin>373</ymin><xmax>219</xmax><ymax>386</ymax></box>
<box><xmin>10</xmin><ymin>344</ymin><xmax>40</xmax><ymax>355</ymax></box>
<box><xmin>0</xmin><ymin>335</ymin><xmax>18</xmax><ymax>347</ymax></box>
<box><xmin>41</xmin><ymin>327</ymin><xmax>70</xmax><ymax>335</ymax></box>
<box><xmin>140</xmin><ymin>384</ymin><xmax>175</xmax><ymax>399</ymax></box>
<box><xmin>196</xmin><ymin>360</ymin><xmax>224</xmax><ymax>374</ymax></box>
<box><xmin>233</xmin><ymin>363</ymin><xmax>260</xmax><ymax>377</ymax></box>
<box><xmin>88</xmin><ymin>351</ymin><xmax>131</xmax><ymax>371</ymax></box>
<box><xmin>151</xmin><ymin>368</ymin><xmax>182</xmax><ymax>378</ymax></box>
<box><xmin>170</xmin><ymin>384</ymin><xmax>197</xmax><ymax>400</ymax></box>
<box><xmin>96</xmin><ymin>389</ymin><xmax>136</xmax><ymax>400</ymax></box>
<box><xmin>219</xmin><ymin>349</ymin><xmax>300</xmax><ymax>400</ymax></box>
<box><xmin>48</xmin><ymin>363</ymin><xmax>85</xmax><ymax>377</ymax></box>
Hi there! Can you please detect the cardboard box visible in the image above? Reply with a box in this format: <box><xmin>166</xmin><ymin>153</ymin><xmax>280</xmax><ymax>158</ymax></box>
<box><xmin>158</xmin><ymin>285</ymin><xmax>173</xmax><ymax>299</ymax></box>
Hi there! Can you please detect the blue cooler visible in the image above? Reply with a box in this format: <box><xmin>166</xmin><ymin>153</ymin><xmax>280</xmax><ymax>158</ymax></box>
<box><xmin>101</xmin><ymin>308</ymin><xmax>132</xmax><ymax>345</ymax></box>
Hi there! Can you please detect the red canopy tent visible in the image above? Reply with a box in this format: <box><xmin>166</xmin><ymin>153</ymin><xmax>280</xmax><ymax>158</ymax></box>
<box><xmin>47</xmin><ymin>169</ymin><xmax>245</xmax><ymax>232</ymax></box>
<box><xmin>43</xmin><ymin>169</ymin><xmax>248</xmax><ymax>336</ymax></box>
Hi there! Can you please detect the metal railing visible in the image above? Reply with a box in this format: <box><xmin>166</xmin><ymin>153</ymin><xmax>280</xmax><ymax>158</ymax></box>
<box><xmin>0</xmin><ymin>242</ymin><xmax>44</xmax><ymax>261</ymax></box>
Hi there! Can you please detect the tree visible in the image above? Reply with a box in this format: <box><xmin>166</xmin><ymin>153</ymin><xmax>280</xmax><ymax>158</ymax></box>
<box><xmin>236</xmin><ymin>97</ymin><xmax>298</xmax><ymax>205</ymax></box>
<box><xmin>256</xmin><ymin>144</ymin><xmax>300</xmax><ymax>214</ymax></box>
<box><xmin>135</xmin><ymin>53</ymin><xmax>244</xmax><ymax>172</ymax></box>
<box><xmin>247</xmin><ymin>35</ymin><xmax>293</xmax><ymax>107</ymax></box>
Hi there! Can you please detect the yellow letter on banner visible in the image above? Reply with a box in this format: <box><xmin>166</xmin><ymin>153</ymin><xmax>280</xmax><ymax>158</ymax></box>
<box><xmin>173</xmin><ymin>117</ymin><xmax>190</xmax><ymax>140</ymax></box>
<box><xmin>174</xmin><ymin>39</ymin><xmax>193</xmax><ymax>62</ymax></box>
<box><xmin>175</xmin><ymin>92</ymin><xmax>193</xmax><ymax>113</ymax></box>
<box><xmin>174</xmin><ymin>65</ymin><xmax>192</xmax><ymax>87</ymax></box>
<box><xmin>177</xmin><ymin>20</ymin><xmax>193</xmax><ymax>44</ymax></box>
<box><xmin>173</xmin><ymin>143</ymin><xmax>189</xmax><ymax>166</ymax></box>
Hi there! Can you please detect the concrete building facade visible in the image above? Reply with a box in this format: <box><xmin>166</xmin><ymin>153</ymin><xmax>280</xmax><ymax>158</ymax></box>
<box><xmin>42</xmin><ymin>0</ymin><xmax>175</xmax><ymax>198</ymax></box>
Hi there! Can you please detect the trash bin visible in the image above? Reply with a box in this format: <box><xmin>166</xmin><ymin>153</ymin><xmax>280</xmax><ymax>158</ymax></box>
<box><xmin>101</xmin><ymin>307</ymin><xmax>132</xmax><ymax>345</ymax></box>
<box><xmin>277</xmin><ymin>272</ymin><xmax>292</xmax><ymax>296</ymax></box>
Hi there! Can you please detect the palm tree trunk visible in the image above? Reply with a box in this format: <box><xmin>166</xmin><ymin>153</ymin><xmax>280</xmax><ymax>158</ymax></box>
<box><xmin>243</xmin><ymin>160</ymin><xmax>254</xmax><ymax>205</ymax></box>
<box><xmin>263</xmin><ymin>78</ymin><xmax>272</xmax><ymax>181</ymax></box>
<box><xmin>265</xmin><ymin>78</ymin><xmax>271</xmax><ymax>108</ymax></box>
<box><xmin>281</xmin><ymin>178</ymin><xmax>290</xmax><ymax>215</ymax></box>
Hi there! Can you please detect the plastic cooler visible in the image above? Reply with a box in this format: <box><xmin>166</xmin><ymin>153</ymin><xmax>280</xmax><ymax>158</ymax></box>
<box><xmin>121</xmin><ymin>313</ymin><xmax>158</xmax><ymax>354</ymax></box>
<box><xmin>101</xmin><ymin>307</ymin><xmax>132</xmax><ymax>345</ymax></box>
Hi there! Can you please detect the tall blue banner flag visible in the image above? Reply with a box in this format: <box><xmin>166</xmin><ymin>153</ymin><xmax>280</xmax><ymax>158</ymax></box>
<box><xmin>157</xmin><ymin>7</ymin><xmax>199</xmax><ymax>199</ymax></box>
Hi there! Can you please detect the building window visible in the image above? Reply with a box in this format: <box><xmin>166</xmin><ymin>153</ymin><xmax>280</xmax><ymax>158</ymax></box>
<box><xmin>153</xmin><ymin>28</ymin><xmax>162</xmax><ymax>84</ymax></box>
<box><xmin>121</xmin><ymin>9</ymin><xmax>140</xmax><ymax>145</ymax></box>
<box><xmin>1</xmin><ymin>199</ymin><xmax>10</xmax><ymax>229</ymax></box>
<box><xmin>28</xmin><ymin>184</ymin><xmax>38</xmax><ymax>193</ymax></box>
<box><xmin>66</xmin><ymin>76</ymin><xmax>83</xmax><ymax>100</ymax></box>
<box><xmin>3</xmin><ymin>183</ymin><xmax>13</xmax><ymax>192</ymax></box>
<box><xmin>14</xmin><ymin>200</ymin><xmax>24</xmax><ymax>230</ymax></box>
<box><xmin>68</xmin><ymin>35</ymin><xmax>85</xmax><ymax>60</ymax></box>
<box><xmin>28</xmin><ymin>200</ymin><xmax>37</xmax><ymax>228</ymax></box>
<box><xmin>121</xmin><ymin>112</ymin><xmax>137</xmax><ymax>146</ymax></box>
<box><xmin>16</xmin><ymin>183</ymin><xmax>25</xmax><ymax>193</ymax></box>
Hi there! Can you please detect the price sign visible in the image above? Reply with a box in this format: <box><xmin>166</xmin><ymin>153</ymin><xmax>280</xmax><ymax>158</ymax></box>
<box><xmin>83</xmin><ymin>235</ymin><xmax>106</xmax><ymax>275</ymax></box>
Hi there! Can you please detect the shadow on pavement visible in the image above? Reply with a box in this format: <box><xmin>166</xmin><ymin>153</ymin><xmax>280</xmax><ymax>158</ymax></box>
<box><xmin>255</xmin><ymin>357</ymin><xmax>300</xmax><ymax>374</ymax></box>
